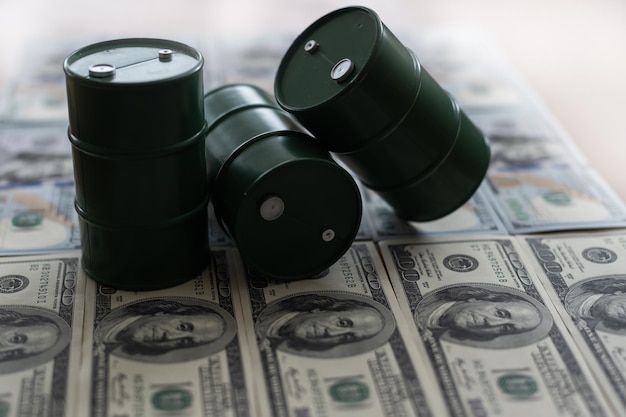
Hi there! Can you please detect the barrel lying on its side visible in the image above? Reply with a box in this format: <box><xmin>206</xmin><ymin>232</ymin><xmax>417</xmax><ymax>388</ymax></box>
<box><xmin>275</xmin><ymin>6</ymin><xmax>491</xmax><ymax>221</ymax></box>
<box><xmin>204</xmin><ymin>84</ymin><xmax>362</xmax><ymax>280</ymax></box>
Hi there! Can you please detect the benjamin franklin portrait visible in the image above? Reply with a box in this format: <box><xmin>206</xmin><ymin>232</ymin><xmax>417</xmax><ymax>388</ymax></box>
<box><xmin>255</xmin><ymin>292</ymin><xmax>396</xmax><ymax>358</ymax></box>
<box><xmin>94</xmin><ymin>298</ymin><xmax>237</xmax><ymax>363</ymax></box>
<box><xmin>565</xmin><ymin>275</ymin><xmax>626</xmax><ymax>334</ymax></box>
<box><xmin>0</xmin><ymin>306</ymin><xmax>71</xmax><ymax>374</ymax></box>
<box><xmin>416</xmin><ymin>284</ymin><xmax>553</xmax><ymax>349</ymax></box>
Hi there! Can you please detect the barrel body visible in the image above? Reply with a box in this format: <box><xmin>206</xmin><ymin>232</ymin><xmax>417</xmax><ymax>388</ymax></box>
<box><xmin>205</xmin><ymin>84</ymin><xmax>362</xmax><ymax>280</ymax></box>
<box><xmin>275</xmin><ymin>6</ymin><xmax>490</xmax><ymax>221</ymax></box>
<box><xmin>64</xmin><ymin>38</ymin><xmax>209</xmax><ymax>290</ymax></box>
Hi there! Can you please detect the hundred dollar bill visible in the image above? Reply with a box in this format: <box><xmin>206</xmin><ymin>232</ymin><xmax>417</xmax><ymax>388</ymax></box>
<box><xmin>77</xmin><ymin>248</ymin><xmax>255</xmax><ymax>417</ymax></box>
<box><xmin>0</xmin><ymin>82</ymin><xmax>67</xmax><ymax>122</ymax></box>
<box><xmin>0</xmin><ymin>123</ymin><xmax>73</xmax><ymax>187</ymax></box>
<box><xmin>0</xmin><ymin>182</ymin><xmax>80</xmax><ymax>255</ymax></box>
<box><xmin>485</xmin><ymin>165</ymin><xmax>626</xmax><ymax>233</ymax></box>
<box><xmin>520</xmin><ymin>231</ymin><xmax>626</xmax><ymax>415</ymax></box>
<box><xmin>471</xmin><ymin>108</ymin><xmax>587</xmax><ymax>171</ymax></box>
<box><xmin>233</xmin><ymin>241</ymin><xmax>449</xmax><ymax>417</ymax></box>
<box><xmin>0</xmin><ymin>253</ymin><xmax>84</xmax><ymax>417</ymax></box>
<box><xmin>0</xmin><ymin>39</ymin><xmax>81</xmax><ymax>122</ymax></box>
<box><xmin>393</xmin><ymin>28</ymin><xmax>626</xmax><ymax>234</ymax></box>
<box><xmin>379</xmin><ymin>236</ymin><xmax>614</xmax><ymax>417</ymax></box>
<box><xmin>363</xmin><ymin>184</ymin><xmax>506</xmax><ymax>240</ymax></box>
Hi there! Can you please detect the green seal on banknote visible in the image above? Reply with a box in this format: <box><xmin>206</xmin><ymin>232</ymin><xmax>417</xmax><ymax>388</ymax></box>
<box><xmin>329</xmin><ymin>380</ymin><xmax>370</xmax><ymax>403</ymax></box>
<box><xmin>542</xmin><ymin>191</ymin><xmax>572</xmax><ymax>206</ymax></box>
<box><xmin>0</xmin><ymin>274</ymin><xmax>29</xmax><ymax>294</ymax></box>
<box><xmin>151</xmin><ymin>388</ymin><xmax>192</xmax><ymax>412</ymax></box>
<box><xmin>497</xmin><ymin>374</ymin><xmax>538</xmax><ymax>398</ymax></box>
<box><xmin>0</xmin><ymin>400</ymin><xmax>9</xmax><ymax>417</ymax></box>
<box><xmin>11</xmin><ymin>211</ymin><xmax>43</xmax><ymax>228</ymax></box>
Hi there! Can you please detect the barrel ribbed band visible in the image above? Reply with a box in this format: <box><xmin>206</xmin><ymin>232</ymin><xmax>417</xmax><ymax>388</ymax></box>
<box><xmin>74</xmin><ymin>193</ymin><xmax>209</xmax><ymax>230</ymax></box>
<box><xmin>67</xmin><ymin>122</ymin><xmax>208</xmax><ymax>160</ymax></box>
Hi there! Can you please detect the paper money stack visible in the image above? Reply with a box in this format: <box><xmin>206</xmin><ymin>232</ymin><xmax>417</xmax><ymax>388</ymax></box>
<box><xmin>0</xmin><ymin>26</ymin><xmax>625</xmax><ymax>417</ymax></box>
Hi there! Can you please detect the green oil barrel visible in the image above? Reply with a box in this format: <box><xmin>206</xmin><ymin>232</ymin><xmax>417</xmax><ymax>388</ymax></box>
<box><xmin>275</xmin><ymin>6</ymin><xmax>490</xmax><ymax>221</ymax></box>
<box><xmin>205</xmin><ymin>84</ymin><xmax>362</xmax><ymax>280</ymax></box>
<box><xmin>64</xmin><ymin>38</ymin><xmax>209</xmax><ymax>290</ymax></box>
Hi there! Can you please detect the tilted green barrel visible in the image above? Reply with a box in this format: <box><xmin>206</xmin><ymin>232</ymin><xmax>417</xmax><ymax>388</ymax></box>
<box><xmin>64</xmin><ymin>38</ymin><xmax>209</xmax><ymax>290</ymax></box>
<box><xmin>275</xmin><ymin>6</ymin><xmax>490</xmax><ymax>221</ymax></box>
<box><xmin>205</xmin><ymin>84</ymin><xmax>362</xmax><ymax>280</ymax></box>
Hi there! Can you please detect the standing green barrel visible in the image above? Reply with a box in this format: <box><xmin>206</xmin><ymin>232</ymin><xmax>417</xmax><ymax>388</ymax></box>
<box><xmin>205</xmin><ymin>84</ymin><xmax>362</xmax><ymax>280</ymax></box>
<box><xmin>64</xmin><ymin>38</ymin><xmax>209</xmax><ymax>290</ymax></box>
<box><xmin>275</xmin><ymin>6</ymin><xmax>490</xmax><ymax>221</ymax></box>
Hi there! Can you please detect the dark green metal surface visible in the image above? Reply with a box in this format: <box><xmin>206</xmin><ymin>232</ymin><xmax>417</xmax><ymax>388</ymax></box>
<box><xmin>275</xmin><ymin>6</ymin><xmax>490</xmax><ymax>221</ymax></box>
<box><xmin>377</xmin><ymin>110</ymin><xmax>491</xmax><ymax>220</ymax></box>
<box><xmin>205</xmin><ymin>84</ymin><xmax>362</xmax><ymax>280</ymax></box>
<box><xmin>64</xmin><ymin>38</ymin><xmax>209</xmax><ymax>290</ymax></box>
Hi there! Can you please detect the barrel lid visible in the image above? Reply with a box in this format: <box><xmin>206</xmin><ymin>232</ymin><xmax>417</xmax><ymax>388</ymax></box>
<box><xmin>215</xmin><ymin>135</ymin><xmax>362</xmax><ymax>280</ymax></box>
<box><xmin>275</xmin><ymin>6</ymin><xmax>381</xmax><ymax>110</ymax></box>
<box><xmin>64</xmin><ymin>38</ymin><xmax>203</xmax><ymax>84</ymax></box>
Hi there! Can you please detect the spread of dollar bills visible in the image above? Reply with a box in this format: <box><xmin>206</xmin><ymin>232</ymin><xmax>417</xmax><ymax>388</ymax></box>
<box><xmin>0</xmin><ymin>253</ymin><xmax>84</xmax><ymax>417</ymax></box>
<box><xmin>232</xmin><ymin>242</ymin><xmax>448</xmax><ymax>417</ymax></box>
<box><xmin>380</xmin><ymin>236</ymin><xmax>615</xmax><ymax>417</ymax></box>
<box><xmin>77</xmin><ymin>248</ymin><xmax>255</xmax><ymax>417</ymax></box>
<box><xmin>0</xmin><ymin>124</ymin><xmax>79</xmax><ymax>256</ymax></box>
<box><xmin>520</xmin><ymin>231</ymin><xmax>626</xmax><ymax>415</ymax></box>
<box><xmin>0</xmin><ymin>24</ymin><xmax>626</xmax><ymax>417</ymax></box>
